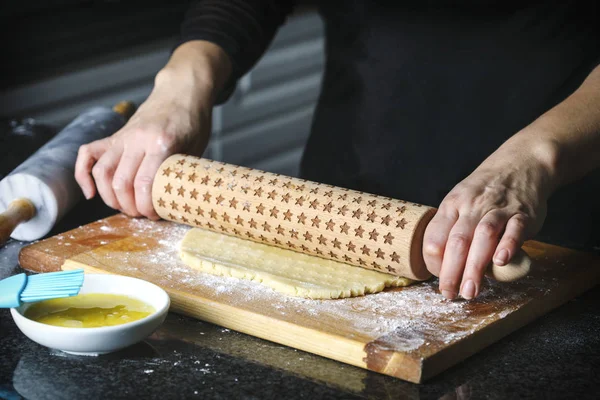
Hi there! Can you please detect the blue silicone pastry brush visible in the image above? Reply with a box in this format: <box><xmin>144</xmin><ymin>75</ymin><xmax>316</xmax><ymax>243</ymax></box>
<box><xmin>0</xmin><ymin>269</ymin><xmax>84</xmax><ymax>308</ymax></box>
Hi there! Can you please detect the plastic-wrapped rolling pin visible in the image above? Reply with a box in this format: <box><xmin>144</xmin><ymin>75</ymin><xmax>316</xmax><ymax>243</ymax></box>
<box><xmin>0</xmin><ymin>101</ymin><xmax>136</xmax><ymax>245</ymax></box>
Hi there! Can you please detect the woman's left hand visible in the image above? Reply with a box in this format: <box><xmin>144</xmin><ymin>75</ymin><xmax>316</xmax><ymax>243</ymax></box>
<box><xmin>422</xmin><ymin>137</ymin><xmax>558</xmax><ymax>300</ymax></box>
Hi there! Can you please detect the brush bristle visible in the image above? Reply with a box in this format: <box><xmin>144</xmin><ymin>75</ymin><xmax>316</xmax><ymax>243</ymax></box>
<box><xmin>20</xmin><ymin>270</ymin><xmax>84</xmax><ymax>302</ymax></box>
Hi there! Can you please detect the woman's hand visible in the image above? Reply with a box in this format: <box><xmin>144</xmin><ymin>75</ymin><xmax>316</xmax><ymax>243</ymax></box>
<box><xmin>422</xmin><ymin>137</ymin><xmax>558</xmax><ymax>300</ymax></box>
<box><xmin>75</xmin><ymin>85</ymin><xmax>210</xmax><ymax>219</ymax></box>
<box><xmin>74</xmin><ymin>41</ymin><xmax>231</xmax><ymax>220</ymax></box>
<box><xmin>423</xmin><ymin>65</ymin><xmax>600</xmax><ymax>300</ymax></box>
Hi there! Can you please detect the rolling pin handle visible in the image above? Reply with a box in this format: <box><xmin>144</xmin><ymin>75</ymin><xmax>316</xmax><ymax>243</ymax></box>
<box><xmin>0</xmin><ymin>199</ymin><xmax>37</xmax><ymax>246</ymax></box>
<box><xmin>486</xmin><ymin>248</ymin><xmax>532</xmax><ymax>282</ymax></box>
<box><xmin>112</xmin><ymin>101</ymin><xmax>137</xmax><ymax>121</ymax></box>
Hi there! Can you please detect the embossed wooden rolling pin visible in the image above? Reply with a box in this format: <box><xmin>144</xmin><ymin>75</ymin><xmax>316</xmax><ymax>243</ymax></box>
<box><xmin>0</xmin><ymin>101</ymin><xmax>136</xmax><ymax>245</ymax></box>
<box><xmin>152</xmin><ymin>154</ymin><xmax>531</xmax><ymax>282</ymax></box>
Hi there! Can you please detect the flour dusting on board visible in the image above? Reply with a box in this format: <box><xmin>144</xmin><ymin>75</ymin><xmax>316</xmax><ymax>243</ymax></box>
<box><xmin>85</xmin><ymin>216</ymin><xmax>560</xmax><ymax>355</ymax></box>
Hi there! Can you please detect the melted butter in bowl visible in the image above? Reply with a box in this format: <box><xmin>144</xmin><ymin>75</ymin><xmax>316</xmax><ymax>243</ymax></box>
<box><xmin>24</xmin><ymin>294</ymin><xmax>156</xmax><ymax>328</ymax></box>
<box><xmin>10</xmin><ymin>274</ymin><xmax>170</xmax><ymax>356</ymax></box>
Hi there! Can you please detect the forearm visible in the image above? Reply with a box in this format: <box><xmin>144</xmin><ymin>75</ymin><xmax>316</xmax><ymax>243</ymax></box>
<box><xmin>155</xmin><ymin>40</ymin><xmax>232</xmax><ymax>107</ymax></box>
<box><xmin>178</xmin><ymin>0</ymin><xmax>295</xmax><ymax>103</ymax></box>
<box><xmin>486</xmin><ymin>64</ymin><xmax>600</xmax><ymax>196</ymax></box>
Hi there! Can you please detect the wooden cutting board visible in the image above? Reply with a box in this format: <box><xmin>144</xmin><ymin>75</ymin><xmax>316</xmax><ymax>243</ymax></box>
<box><xmin>19</xmin><ymin>213</ymin><xmax>600</xmax><ymax>383</ymax></box>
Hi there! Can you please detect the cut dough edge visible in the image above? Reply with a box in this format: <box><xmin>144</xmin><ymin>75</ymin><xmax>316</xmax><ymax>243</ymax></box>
<box><xmin>179</xmin><ymin>228</ymin><xmax>413</xmax><ymax>300</ymax></box>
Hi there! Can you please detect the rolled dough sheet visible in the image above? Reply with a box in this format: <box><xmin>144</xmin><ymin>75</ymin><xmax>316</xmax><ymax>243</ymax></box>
<box><xmin>179</xmin><ymin>228</ymin><xmax>413</xmax><ymax>299</ymax></box>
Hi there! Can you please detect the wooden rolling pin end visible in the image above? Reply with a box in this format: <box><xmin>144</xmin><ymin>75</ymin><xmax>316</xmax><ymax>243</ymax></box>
<box><xmin>0</xmin><ymin>199</ymin><xmax>36</xmax><ymax>246</ymax></box>
<box><xmin>410</xmin><ymin>208</ymin><xmax>437</xmax><ymax>280</ymax></box>
<box><xmin>485</xmin><ymin>248</ymin><xmax>532</xmax><ymax>282</ymax></box>
<box><xmin>112</xmin><ymin>101</ymin><xmax>137</xmax><ymax>120</ymax></box>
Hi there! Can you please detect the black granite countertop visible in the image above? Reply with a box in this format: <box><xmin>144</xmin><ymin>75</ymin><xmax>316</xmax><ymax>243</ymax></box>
<box><xmin>1</xmin><ymin>198</ymin><xmax>599</xmax><ymax>400</ymax></box>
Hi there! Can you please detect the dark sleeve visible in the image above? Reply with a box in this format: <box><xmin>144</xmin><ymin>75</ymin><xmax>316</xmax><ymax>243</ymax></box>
<box><xmin>176</xmin><ymin>0</ymin><xmax>296</xmax><ymax>104</ymax></box>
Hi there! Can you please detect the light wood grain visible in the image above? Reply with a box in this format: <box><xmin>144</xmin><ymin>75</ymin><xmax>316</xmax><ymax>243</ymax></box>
<box><xmin>152</xmin><ymin>154</ymin><xmax>436</xmax><ymax>280</ymax></box>
<box><xmin>0</xmin><ymin>198</ymin><xmax>36</xmax><ymax>245</ymax></box>
<box><xmin>20</xmin><ymin>214</ymin><xmax>600</xmax><ymax>383</ymax></box>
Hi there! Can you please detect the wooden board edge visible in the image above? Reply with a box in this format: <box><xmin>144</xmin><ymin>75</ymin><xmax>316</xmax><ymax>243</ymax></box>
<box><xmin>18</xmin><ymin>214</ymin><xmax>128</xmax><ymax>272</ymax></box>
<box><xmin>18</xmin><ymin>247</ymin><xmax>64</xmax><ymax>272</ymax></box>
<box><xmin>418</xmin><ymin>255</ymin><xmax>600</xmax><ymax>383</ymax></box>
<box><xmin>61</xmin><ymin>259</ymin><xmax>386</xmax><ymax>377</ymax></box>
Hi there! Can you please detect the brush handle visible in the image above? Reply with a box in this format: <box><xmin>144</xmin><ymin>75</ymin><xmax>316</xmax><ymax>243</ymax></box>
<box><xmin>0</xmin><ymin>199</ymin><xmax>36</xmax><ymax>246</ymax></box>
<box><xmin>0</xmin><ymin>273</ymin><xmax>27</xmax><ymax>308</ymax></box>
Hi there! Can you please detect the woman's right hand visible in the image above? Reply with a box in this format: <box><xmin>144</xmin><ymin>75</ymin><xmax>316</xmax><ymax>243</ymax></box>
<box><xmin>74</xmin><ymin>41</ymin><xmax>231</xmax><ymax>220</ymax></box>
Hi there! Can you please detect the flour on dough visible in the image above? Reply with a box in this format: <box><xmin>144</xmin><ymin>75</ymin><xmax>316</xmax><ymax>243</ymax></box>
<box><xmin>178</xmin><ymin>228</ymin><xmax>412</xmax><ymax>300</ymax></box>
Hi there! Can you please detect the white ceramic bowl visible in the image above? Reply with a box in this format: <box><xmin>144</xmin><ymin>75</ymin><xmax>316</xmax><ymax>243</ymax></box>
<box><xmin>10</xmin><ymin>273</ymin><xmax>170</xmax><ymax>356</ymax></box>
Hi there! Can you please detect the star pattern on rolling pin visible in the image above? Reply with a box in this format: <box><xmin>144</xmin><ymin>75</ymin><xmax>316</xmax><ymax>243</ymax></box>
<box><xmin>367</xmin><ymin>211</ymin><xmax>377</xmax><ymax>222</ymax></box>
<box><xmin>369</xmin><ymin>229</ymin><xmax>379</xmax><ymax>241</ymax></box>
<box><xmin>298</xmin><ymin>213</ymin><xmax>307</xmax><ymax>224</ymax></box>
<box><xmin>354</xmin><ymin>226</ymin><xmax>364</xmax><ymax>238</ymax></box>
<box><xmin>340</xmin><ymin>223</ymin><xmax>350</xmax><ymax>234</ymax></box>
<box><xmin>157</xmin><ymin>156</ymin><xmax>431</xmax><ymax>278</ymax></box>
<box><xmin>326</xmin><ymin>219</ymin><xmax>335</xmax><ymax>231</ymax></box>
<box><xmin>384</xmin><ymin>233</ymin><xmax>394</xmax><ymax>245</ymax></box>
<box><xmin>317</xmin><ymin>235</ymin><xmax>327</xmax><ymax>245</ymax></box>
